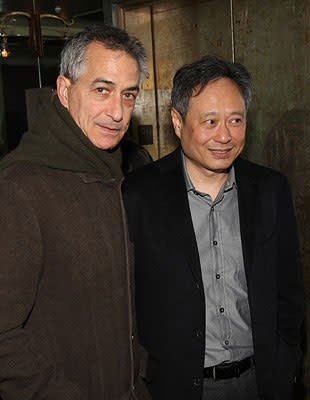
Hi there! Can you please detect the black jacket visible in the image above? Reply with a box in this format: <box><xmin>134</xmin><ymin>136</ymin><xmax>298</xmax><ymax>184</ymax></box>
<box><xmin>122</xmin><ymin>148</ymin><xmax>304</xmax><ymax>400</ymax></box>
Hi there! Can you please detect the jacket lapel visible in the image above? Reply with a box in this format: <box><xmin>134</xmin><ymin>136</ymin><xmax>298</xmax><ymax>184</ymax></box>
<box><xmin>235</xmin><ymin>158</ymin><xmax>258</xmax><ymax>290</ymax></box>
<box><xmin>159</xmin><ymin>148</ymin><xmax>203</xmax><ymax>286</ymax></box>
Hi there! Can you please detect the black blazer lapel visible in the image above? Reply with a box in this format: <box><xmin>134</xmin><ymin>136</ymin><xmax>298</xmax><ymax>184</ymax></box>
<box><xmin>159</xmin><ymin>149</ymin><xmax>203</xmax><ymax>286</ymax></box>
<box><xmin>235</xmin><ymin>158</ymin><xmax>258</xmax><ymax>293</ymax></box>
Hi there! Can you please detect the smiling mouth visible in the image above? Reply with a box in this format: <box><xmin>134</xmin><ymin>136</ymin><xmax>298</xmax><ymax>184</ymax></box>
<box><xmin>209</xmin><ymin>148</ymin><xmax>232</xmax><ymax>153</ymax></box>
<box><xmin>96</xmin><ymin>123</ymin><xmax>121</xmax><ymax>135</ymax></box>
<box><xmin>209</xmin><ymin>148</ymin><xmax>233</xmax><ymax>157</ymax></box>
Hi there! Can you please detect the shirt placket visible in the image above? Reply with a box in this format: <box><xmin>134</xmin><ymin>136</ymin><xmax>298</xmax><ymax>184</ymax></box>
<box><xmin>210</xmin><ymin>199</ymin><xmax>232</xmax><ymax>354</ymax></box>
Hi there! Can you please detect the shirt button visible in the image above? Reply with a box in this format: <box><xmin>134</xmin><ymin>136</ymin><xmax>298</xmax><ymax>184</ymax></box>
<box><xmin>224</xmin><ymin>340</ymin><xmax>230</xmax><ymax>345</ymax></box>
<box><xmin>219</xmin><ymin>307</ymin><xmax>225</xmax><ymax>313</ymax></box>
<box><xmin>213</xmin><ymin>240</ymin><xmax>218</xmax><ymax>245</ymax></box>
<box><xmin>216</xmin><ymin>274</ymin><xmax>220</xmax><ymax>279</ymax></box>
<box><xmin>193</xmin><ymin>377</ymin><xmax>201</xmax><ymax>386</ymax></box>
<box><xmin>196</xmin><ymin>282</ymin><xmax>200</xmax><ymax>290</ymax></box>
<box><xmin>211</xmin><ymin>206</ymin><xmax>214</xmax><ymax>211</ymax></box>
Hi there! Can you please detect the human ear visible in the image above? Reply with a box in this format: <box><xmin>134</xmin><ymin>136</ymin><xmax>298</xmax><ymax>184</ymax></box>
<box><xmin>56</xmin><ymin>75</ymin><xmax>71</xmax><ymax>109</ymax></box>
<box><xmin>171</xmin><ymin>107</ymin><xmax>183</xmax><ymax>139</ymax></box>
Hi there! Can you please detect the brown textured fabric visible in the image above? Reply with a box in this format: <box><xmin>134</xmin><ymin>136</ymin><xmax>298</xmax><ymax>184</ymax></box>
<box><xmin>0</xmin><ymin>95</ymin><xmax>123</xmax><ymax>180</ymax></box>
<box><xmin>0</xmin><ymin>162</ymin><xmax>149</xmax><ymax>400</ymax></box>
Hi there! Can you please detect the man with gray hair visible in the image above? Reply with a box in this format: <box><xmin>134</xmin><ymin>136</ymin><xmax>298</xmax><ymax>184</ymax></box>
<box><xmin>0</xmin><ymin>24</ymin><xmax>149</xmax><ymax>399</ymax></box>
<box><xmin>123</xmin><ymin>55</ymin><xmax>304</xmax><ymax>400</ymax></box>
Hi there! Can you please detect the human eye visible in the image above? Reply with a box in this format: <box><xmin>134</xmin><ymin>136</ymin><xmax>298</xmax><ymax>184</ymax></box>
<box><xmin>206</xmin><ymin>119</ymin><xmax>216</xmax><ymax>127</ymax></box>
<box><xmin>95</xmin><ymin>87</ymin><xmax>108</xmax><ymax>95</ymax></box>
<box><xmin>124</xmin><ymin>92</ymin><xmax>137</xmax><ymax>100</ymax></box>
<box><xmin>231</xmin><ymin>117</ymin><xmax>243</xmax><ymax>126</ymax></box>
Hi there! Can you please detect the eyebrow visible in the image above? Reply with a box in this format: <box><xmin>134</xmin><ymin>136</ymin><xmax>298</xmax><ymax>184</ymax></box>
<box><xmin>202</xmin><ymin>111</ymin><xmax>245</xmax><ymax>117</ymax></box>
<box><xmin>93</xmin><ymin>78</ymin><xmax>114</xmax><ymax>85</ymax></box>
<box><xmin>92</xmin><ymin>78</ymin><xmax>139</xmax><ymax>92</ymax></box>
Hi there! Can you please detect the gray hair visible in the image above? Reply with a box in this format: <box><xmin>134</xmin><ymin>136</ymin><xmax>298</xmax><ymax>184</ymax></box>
<box><xmin>60</xmin><ymin>24</ymin><xmax>148</xmax><ymax>84</ymax></box>
<box><xmin>171</xmin><ymin>54</ymin><xmax>252</xmax><ymax>120</ymax></box>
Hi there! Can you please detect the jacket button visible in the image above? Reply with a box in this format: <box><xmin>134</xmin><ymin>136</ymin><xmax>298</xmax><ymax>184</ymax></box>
<box><xmin>193</xmin><ymin>377</ymin><xmax>201</xmax><ymax>386</ymax></box>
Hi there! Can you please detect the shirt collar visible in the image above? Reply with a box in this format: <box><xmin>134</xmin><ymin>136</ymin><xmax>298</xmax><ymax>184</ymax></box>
<box><xmin>181</xmin><ymin>150</ymin><xmax>236</xmax><ymax>195</ymax></box>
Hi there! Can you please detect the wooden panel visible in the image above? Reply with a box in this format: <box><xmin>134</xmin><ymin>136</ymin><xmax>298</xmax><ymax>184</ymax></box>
<box><xmin>123</xmin><ymin>7</ymin><xmax>159</xmax><ymax>160</ymax></box>
<box><xmin>234</xmin><ymin>0</ymin><xmax>310</xmax><ymax>163</ymax></box>
<box><xmin>152</xmin><ymin>0</ymin><xmax>232</xmax><ymax>157</ymax></box>
<box><xmin>234</xmin><ymin>0</ymin><xmax>310</xmax><ymax>395</ymax></box>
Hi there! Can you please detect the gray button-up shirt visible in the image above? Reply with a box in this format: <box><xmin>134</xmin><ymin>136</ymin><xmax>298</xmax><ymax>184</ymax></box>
<box><xmin>182</xmin><ymin>154</ymin><xmax>254</xmax><ymax>367</ymax></box>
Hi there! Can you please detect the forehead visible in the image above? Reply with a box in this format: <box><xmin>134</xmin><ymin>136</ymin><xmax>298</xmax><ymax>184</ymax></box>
<box><xmin>189</xmin><ymin>78</ymin><xmax>245</xmax><ymax>113</ymax></box>
<box><xmin>81</xmin><ymin>41</ymin><xmax>140</xmax><ymax>82</ymax></box>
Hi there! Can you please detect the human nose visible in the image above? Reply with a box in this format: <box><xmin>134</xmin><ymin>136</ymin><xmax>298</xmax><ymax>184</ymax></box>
<box><xmin>214</xmin><ymin>123</ymin><xmax>232</xmax><ymax>143</ymax></box>
<box><xmin>106</xmin><ymin>94</ymin><xmax>123</xmax><ymax>122</ymax></box>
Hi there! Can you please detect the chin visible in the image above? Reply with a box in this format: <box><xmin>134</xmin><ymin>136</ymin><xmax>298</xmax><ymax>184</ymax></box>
<box><xmin>209</xmin><ymin>160</ymin><xmax>232</xmax><ymax>169</ymax></box>
<box><xmin>95</xmin><ymin>143</ymin><xmax>118</xmax><ymax>151</ymax></box>
<box><xmin>91</xmin><ymin>137</ymin><xmax>121</xmax><ymax>151</ymax></box>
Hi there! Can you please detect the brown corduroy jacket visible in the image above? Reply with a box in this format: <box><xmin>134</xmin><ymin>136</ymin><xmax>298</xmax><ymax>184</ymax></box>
<box><xmin>0</xmin><ymin>161</ymin><xmax>149</xmax><ymax>400</ymax></box>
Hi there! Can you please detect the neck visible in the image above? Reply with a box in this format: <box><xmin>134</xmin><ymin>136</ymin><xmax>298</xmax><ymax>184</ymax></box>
<box><xmin>185</xmin><ymin>158</ymin><xmax>228</xmax><ymax>201</ymax></box>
